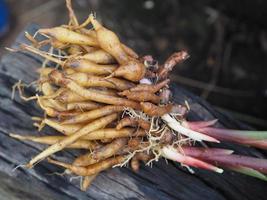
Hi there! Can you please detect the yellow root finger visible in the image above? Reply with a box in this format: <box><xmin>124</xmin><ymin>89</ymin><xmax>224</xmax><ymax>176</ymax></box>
<box><xmin>27</xmin><ymin>113</ymin><xmax>118</xmax><ymax>168</ymax></box>
<box><xmin>48</xmin><ymin>155</ymin><xmax>125</xmax><ymax>176</ymax></box>
<box><xmin>81</xmin><ymin>174</ymin><xmax>98</xmax><ymax>191</ymax></box>
<box><xmin>73</xmin><ymin>138</ymin><xmax>127</xmax><ymax>166</ymax></box>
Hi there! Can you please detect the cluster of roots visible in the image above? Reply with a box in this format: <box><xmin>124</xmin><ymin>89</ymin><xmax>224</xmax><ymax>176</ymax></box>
<box><xmin>10</xmin><ymin>0</ymin><xmax>267</xmax><ymax>191</ymax></box>
<box><xmin>10</xmin><ymin>0</ymin><xmax>193</xmax><ymax>190</ymax></box>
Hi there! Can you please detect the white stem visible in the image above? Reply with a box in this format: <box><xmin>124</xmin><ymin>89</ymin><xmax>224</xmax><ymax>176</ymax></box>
<box><xmin>139</xmin><ymin>78</ymin><xmax>152</xmax><ymax>85</ymax></box>
<box><xmin>161</xmin><ymin>114</ymin><xmax>219</xmax><ymax>143</ymax></box>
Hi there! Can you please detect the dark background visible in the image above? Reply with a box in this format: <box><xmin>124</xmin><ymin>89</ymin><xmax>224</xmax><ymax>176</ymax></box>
<box><xmin>1</xmin><ymin>0</ymin><xmax>267</xmax><ymax>128</ymax></box>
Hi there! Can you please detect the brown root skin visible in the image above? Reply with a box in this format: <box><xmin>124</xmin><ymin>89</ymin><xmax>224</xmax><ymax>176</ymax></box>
<box><xmin>79</xmin><ymin>50</ymin><xmax>117</xmax><ymax>64</ymax></box>
<box><xmin>157</xmin><ymin>51</ymin><xmax>189</xmax><ymax>80</ymax></box>
<box><xmin>48</xmin><ymin>155</ymin><xmax>125</xmax><ymax>176</ymax></box>
<box><xmin>79</xmin><ymin>26</ymin><xmax>136</xmax><ymax>60</ymax></box>
<box><xmin>130</xmin><ymin>152</ymin><xmax>153</xmax><ymax>171</ymax></box>
<box><xmin>21</xmin><ymin>44</ymin><xmax>64</xmax><ymax>65</ymax></box>
<box><xmin>68</xmin><ymin>45</ymin><xmax>84</xmax><ymax>55</ymax></box>
<box><xmin>37</xmin><ymin>98</ymin><xmax>60</xmax><ymax>117</ymax></box>
<box><xmin>66</xmin><ymin>0</ymin><xmax>79</xmax><ymax>26</ymax></box>
<box><xmin>130</xmin><ymin>152</ymin><xmax>154</xmax><ymax>172</ymax></box>
<box><xmin>42</xmin><ymin>108</ymin><xmax>57</xmax><ymax>118</ymax></box>
<box><xmin>56</xmin><ymin>110</ymin><xmax>82</xmax><ymax>119</ymax></box>
<box><xmin>66</xmin><ymin>101</ymin><xmax>102</xmax><ymax>111</ymax></box>
<box><xmin>9</xmin><ymin>134</ymin><xmax>98</xmax><ymax>149</ymax></box>
<box><xmin>159</xmin><ymin>129</ymin><xmax>174</xmax><ymax>144</ymax></box>
<box><xmin>117</xmin><ymin>137</ymin><xmax>150</xmax><ymax>154</ymax></box>
<box><xmin>49</xmin><ymin>70</ymin><xmax>141</xmax><ymax>109</ymax></box>
<box><xmin>140</xmin><ymin>102</ymin><xmax>173</xmax><ymax>116</ymax></box>
<box><xmin>39</xmin><ymin>27</ymin><xmax>98</xmax><ymax>46</ymax></box>
<box><xmin>89</xmin><ymin>14</ymin><xmax>129</xmax><ymax>65</ymax></box>
<box><xmin>138</xmin><ymin>119</ymin><xmax>151</xmax><ymax>130</ymax></box>
<box><xmin>128</xmin><ymin>79</ymin><xmax>170</xmax><ymax>93</ymax></box>
<box><xmin>27</xmin><ymin>113</ymin><xmax>118</xmax><ymax>168</ymax></box>
<box><xmin>50</xmin><ymin>38</ymin><xmax>69</xmax><ymax>49</ymax></box>
<box><xmin>116</xmin><ymin>117</ymin><xmax>150</xmax><ymax>130</ymax></box>
<box><xmin>56</xmin><ymin>88</ymin><xmax>117</xmax><ymax>104</ymax></box>
<box><xmin>37</xmin><ymin>68</ymin><xmax>55</xmax><ymax>77</ymax></box>
<box><xmin>67</xmin><ymin>72</ymin><xmax>135</xmax><ymax>91</ymax></box>
<box><xmin>80</xmin><ymin>45</ymin><xmax>98</xmax><ymax>53</ymax></box>
<box><xmin>118</xmin><ymin>90</ymin><xmax>160</xmax><ymax>104</ymax></box>
<box><xmin>65</xmin><ymin>58</ymin><xmax>117</xmax><ymax>75</ymax></box>
<box><xmin>73</xmin><ymin>138</ymin><xmax>127</xmax><ymax>166</ymax></box>
<box><xmin>130</xmin><ymin>157</ymin><xmax>139</xmax><ymax>172</ymax></box>
<box><xmin>24</xmin><ymin>31</ymin><xmax>45</xmax><ymax>48</ymax></box>
<box><xmin>116</xmin><ymin>117</ymin><xmax>138</xmax><ymax>130</ymax></box>
<box><xmin>39</xmin><ymin>85</ymin><xmax>66</xmax><ymax>104</ymax></box>
<box><xmin>41</xmin><ymin>88</ymin><xmax>66</xmax><ymax>100</ymax></box>
<box><xmin>100</xmin><ymin>138</ymin><xmax>113</xmax><ymax>143</ymax></box>
<box><xmin>40</xmin><ymin>82</ymin><xmax>55</xmax><ymax>96</ymax></box>
<box><xmin>127</xmin><ymin>137</ymin><xmax>142</xmax><ymax>149</ymax></box>
<box><xmin>38</xmin><ymin>101</ymin><xmax>81</xmax><ymax>119</ymax></box>
<box><xmin>81</xmin><ymin>174</ymin><xmax>98</xmax><ymax>191</ymax></box>
<box><xmin>135</xmin><ymin>152</ymin><xmax>153</xmax><ymax>163</ymax></box>
<box><xmin>55</xmin><ymin>89</ymin><xmax>86</xmax><ymax>103</ymax></box>
<box><xmin>42</xmin><ymin>118</ymin><xmax>84</xmax><ymax>135</ymax></box>
<box><xmin>132</xmin><ymin>129</ymin><xmax>147</xmax><ymax>137</ymax></box>
<box><xmin>61</xmin><ymin>105</ymin><xmax>124</xmax><ymax>124</ymax></box>
<box><xmin>89</xmin><ymin>88</ymin><xmax>118</xmax><ymax>97</ymax></box>
<box><xmin>109</xmin><ymin>59</ymin><xmax>146</xmax><ymax>82</ymax></box>
<box><xmin>23</xmin><ymin>33</ymin><xmax>51</xmax><ymax>49</ymax></box>
<box><xmin>79</xmin><ymin>28</ymin><xmax>97</xmax><ymax>38</ymax></box>
<box><xmin>48</xmin><ymin>70</ymin><xmax>69</xmax><ymax>85</ymax></box>
<box><xmin>65</xmin><ymin>68</ymin><xmax>76</xmax><ymax>75</ymax></box>
<box><xmin>47</xmin><ymin>98</ymin><xmax>66</xmax><ymax>112</ymax></box>
<box><xmin>82</xmin><ymin>128</ymin><xmax>146</xmax><ymax>140</ymax></box>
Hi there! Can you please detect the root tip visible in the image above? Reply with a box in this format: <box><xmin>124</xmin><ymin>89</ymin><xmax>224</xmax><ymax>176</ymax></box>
<box><xmin>215</xmin><ymin>168</ymin><xmax>224</xmax><ymax>174</ymax></box>
<box><xmin>25</xmin><ymin>163</ymin><xmax>33</xmax><ymax>169</ymax></box>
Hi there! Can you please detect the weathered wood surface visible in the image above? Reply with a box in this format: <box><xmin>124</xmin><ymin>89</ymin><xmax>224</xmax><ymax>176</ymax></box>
<box><xmin>0</xmin><ymin>24</ymin><xmax>266</xmax><ymax>200</ymax></box>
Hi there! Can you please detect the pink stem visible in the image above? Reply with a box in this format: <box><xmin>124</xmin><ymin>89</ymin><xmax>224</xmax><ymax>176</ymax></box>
<box><xmin>193</xmin><ymin>154</ymin><xmax>267</xmax><ymax>174</ymax></box>
<box><xmin>184</xmin><ymin>119</ymin><xmax>218</xmax><ymax>130</ymax></box>
<box><xmin>182</xmin><ymin>147</ymin><xmax>234</xmax><ymax>158</ymax></box>
<box><xmin>161</xmin><ymin>146</ymin><xmax>223</xmax><ymax>173</ymax></box>
<box><xmin>242</xmin><ymin>140</ymin><xmax>267</xmax><ymax>149</ymax></box>
<box><xmin>198</xmin><ymin>127</ymin><xmax>267</xmax><ymax>149</ymax></box>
